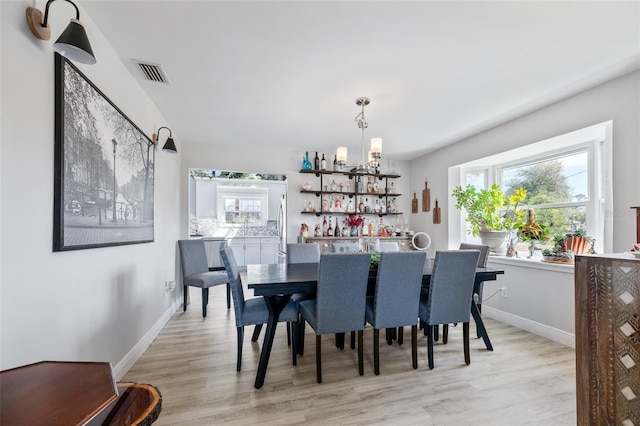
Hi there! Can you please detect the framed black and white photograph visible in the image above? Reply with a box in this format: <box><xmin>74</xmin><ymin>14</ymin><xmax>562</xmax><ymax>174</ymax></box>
<box><xmin>53</xmin><ymin>53</ymin><xmax>154</xmax><ymax>251</ymax></box>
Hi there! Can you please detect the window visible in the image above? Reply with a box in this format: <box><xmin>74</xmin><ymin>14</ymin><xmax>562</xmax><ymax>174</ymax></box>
<box><xmin>216</xmin><ymin>185</ymin><xmax>268</xmax><ymax>226</ymax></box>
<box><xmin>451</xmin><ymin>121</ymin><xmax>612</xmax><ymax>255</ymax></box>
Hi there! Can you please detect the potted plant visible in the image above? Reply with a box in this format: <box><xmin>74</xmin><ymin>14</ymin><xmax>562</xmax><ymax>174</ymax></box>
<box><xmin>452</xmin><ymin>184</ymin><xmax>527</xmax><ymax>255</ymax></box>
<box><xmin>517</xmin><ymin>208</ymin><xmax>551</xmax><ymax>258</ymax></box>
<box><xmin>541</xmin><ymin>229</ymin><xmax>594</xmax><ymax>264</ymax></box>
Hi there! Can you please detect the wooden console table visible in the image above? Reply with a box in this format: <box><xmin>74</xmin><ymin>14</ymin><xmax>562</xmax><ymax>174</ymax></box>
<box><xmin>575</xmin><ymin>254</ymin><xmax>640</xmax><ymax>425</ymax></box>
<box><xmin>0</xmin><ymin>361</ymin><xmax>161</xmax><ymax>425</ymax></box>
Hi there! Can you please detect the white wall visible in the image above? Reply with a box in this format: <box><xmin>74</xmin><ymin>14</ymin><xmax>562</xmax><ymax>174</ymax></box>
<box><xmin>409</xmin><ymin>70</ymin><xmax>640</xmax><ymax>344</ymax></box>
<box><xmin>0</xmin><ymin>1</ymin><xmax>181</xmax><ymax>376</ymax></box>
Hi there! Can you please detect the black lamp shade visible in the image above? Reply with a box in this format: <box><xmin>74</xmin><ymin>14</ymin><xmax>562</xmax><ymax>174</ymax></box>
<box><xmin>53</xmin><ymin>19</ymin><xmax>96</xmax><ymax>65</ymax></box>
<box><xmin>162</xmin><ymin>137</ymin><xmax>178</xmax><ymax>153</ymax></box>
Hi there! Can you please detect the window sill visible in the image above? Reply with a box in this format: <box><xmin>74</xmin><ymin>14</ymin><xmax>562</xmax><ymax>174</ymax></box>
<box><xmin>487</xmin><ymin>255</ymin><xmax>575</xmax><ymax>274</ymax></box>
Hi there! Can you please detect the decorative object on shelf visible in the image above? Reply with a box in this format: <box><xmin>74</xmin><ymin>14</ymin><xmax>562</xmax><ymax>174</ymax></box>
<box><xmin>541</xmin><ymin>229</ymin><xmax>595</xmax><ymax>264</ymax></box>
<box><xmin>412</xmin><ymin>192</ymin><xmax>418</xmax><ymax>213</ymax></box>
<box><xmin>302</xmin><ymin>152</ymin><xmax>312</xmax><ymax>170</ymax></box>
<box><xmin>345</xmin><ymin>214</ymin><xmax>365</xmax><ymax>237</ymax></box>
<box><xmin>452</xmin><ymin>184</ymin><xmax>527</xmax><ymax>255</ymax></box>
<box><xmin>411</xmin><ymin>232</ymin><xmax>432</xmax><ymax>251</ymax></box>
<box><xmin>433</xmin><ymin>199</ymin><xmax>441</xmax><ymax>224</ymax></box>
<box><xmin>334</xmin><ymin>97</ymin><xmax>382</xmax><ymax>173</ymax></box>
<box><xmin>302</xmin><ymin>182</ymin><xmax>312</xmax><ymax>191</ymax></box>
<box><xmin>300</xmin><ymin>223</ymin><xmax>309</xmax><ymax>237</ymax></box>
<box><xmin>422</xmin><ymin>180</ymin><xmax>431</xmax><ymax>212</ymax></box>
<box><xmin>26</xmin><ymin>0</ymin><xmax>96</xmax><ymax>65</ymax></box>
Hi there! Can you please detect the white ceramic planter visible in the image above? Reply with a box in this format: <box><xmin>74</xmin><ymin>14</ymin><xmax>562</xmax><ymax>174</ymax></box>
<box><xmin>479</xmin><ymin>230</ymin><xmax>510</xmax><ymax>256</ymax></box>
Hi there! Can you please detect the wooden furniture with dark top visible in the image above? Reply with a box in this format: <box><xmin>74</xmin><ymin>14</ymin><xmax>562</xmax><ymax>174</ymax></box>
<box><xmin>575</xmin><ymin>254</ymin><xmax>640</xmax><ymax>425</ymax></box>
<box><xmin>0</xmin><ymin>361</ymin><xmax>161</xmax><ymax>426</ymax></box>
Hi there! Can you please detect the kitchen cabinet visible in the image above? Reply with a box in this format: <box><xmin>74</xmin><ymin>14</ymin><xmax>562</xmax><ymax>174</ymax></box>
<box><xmin>299</xmin><ymin>169</ymin><xmax>401</xmax><ymax>217</ymax></box>
<box><xmin>228</xmin><ymin>237</ymin><xmax>278</xmax><ymax>266</ymax></box>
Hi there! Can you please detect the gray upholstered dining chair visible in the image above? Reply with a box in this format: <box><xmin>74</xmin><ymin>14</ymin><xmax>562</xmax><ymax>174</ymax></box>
<box><xmin>286</xmin><ymin>243</ymin><xmax>321</xmax><ymax>354</ymax></box>
<box><xmin>377</xmin><ymin>241</ymin><xmax>400</xmax><ymax>252</ymax></box>
<box><xmin>297</xmin><ymin>253</ymin><xmax>371</xmax><ymax>383</ymax></box>
<box><xmin>365</xmin><ymin>251</ymin><xmax>426</xmax><ymax>374</ymax></box>
<box><xmin>177</xmin><ymin>239</ymin><xmax>230</xmax><ymax>317</ymax></box>
<box><xmin>331</xmin><ymin>242</ymin><xmax>361</xmax><ymax>253</ymax></box>
<box><xmin>220</xmin><ymin>246</ymin><xmax>299</xmax><ymax>372</ymax></box>
<box><xmin>459</xmin><ymin>242</ymin><xmax>491</xmax><ymax>338</ymax></box>
<box><xmin>419</xmin><ymin>249</ymin><xmax>480</xmax><ymax>369</ymax></box>
<box><xmin>287</xmin><ymin>243</ymin><xmax>321</xmax><ymax>263</ymax></box>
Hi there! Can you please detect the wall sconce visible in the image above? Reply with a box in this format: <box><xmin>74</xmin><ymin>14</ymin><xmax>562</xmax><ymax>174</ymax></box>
<box><xmin>26</xmin><ymin>0</ymin><xmax>96</xmax><ymax>65</ymax></box>
<box><xmin>152</xmin><ymin>127</ymin><xmax>178</xmax><ymax>154</ymax></box>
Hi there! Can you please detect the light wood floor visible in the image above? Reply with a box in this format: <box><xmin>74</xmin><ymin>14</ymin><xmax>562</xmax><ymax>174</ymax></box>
<box><xmin>123</xmin><ymin>286</ymin><xmax>577</xmax><ymax>425</ymax></box>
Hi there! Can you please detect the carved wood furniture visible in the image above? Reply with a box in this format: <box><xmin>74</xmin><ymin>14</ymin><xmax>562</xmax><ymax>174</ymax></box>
<box><xmin>575</xmin><ymin>254</ymin><xmax>640</xmax><ymax>425</ymax></box>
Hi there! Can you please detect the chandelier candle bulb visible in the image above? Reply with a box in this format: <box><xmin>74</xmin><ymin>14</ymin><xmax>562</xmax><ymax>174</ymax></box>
<box><xmin>336</xmin><ymin>147</ymin><xmax>348</xmax><ymax>165</ymax></box>
<box><xmin>370</xmin><ymin>137</ymin><xmax>382</xmax><ymax>156</ymax></box>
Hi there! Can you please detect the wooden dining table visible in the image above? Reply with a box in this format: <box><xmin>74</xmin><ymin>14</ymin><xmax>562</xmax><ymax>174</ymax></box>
<box><xmin>243</xmin><ymin>259</ymin><xmax>504</xmax><ymax>389</ymax></box>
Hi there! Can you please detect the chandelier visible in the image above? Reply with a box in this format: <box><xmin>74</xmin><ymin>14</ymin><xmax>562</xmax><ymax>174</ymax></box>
<box><xmin>336</xmin><ymin>97</ymin><xmax>382</xmax><ymax>174</ymax></box>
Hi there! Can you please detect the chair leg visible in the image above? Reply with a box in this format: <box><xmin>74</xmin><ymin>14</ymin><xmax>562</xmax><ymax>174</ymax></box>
<box><xmin>434</xmin><ymin>324</ymin><xmax>439</xmax><ymax>341</ymax></box>
<box><xmin>398</xmin><ymin>326</ymin><xmax>404</xmax><ymax>345</ymax></box>
<box><xmin>427</xmin><ymin>325</ymin><xmax>435</xmax><ymax>369</ymax></box>
<box><xmin>316</xmin><ymin>335</ymin><xmax>322</xmax><ymax>383</ymax></box>
<box><xmin>291</xmin><ymin>322</ymin><xmax>297</xmax><ymax>366</ymax></box>
<box><xmin>385</xmin><ymin>328</ymin><xmax>394</xmax><ymax>345</ymax></box>
<box><xmin>373</xmin><ymin>328</ymin><xmax>380</xmax><ymax>375</ymax></box>
<box><xmin>183</xmin><ymin>285</ymin><xmax>189</xmax><ymax>312</ymax></box>
<box><xmin>201</xmin><ymin>287</ymin><xmax>209</xmax><ymax>318</ymax></box>
<box><xmin>350</xmin><ymin>331</ymin><xmax>356</xmax><ymax>350</ymax></box>
<box><xmin>298</xmin><ymin>319</ymin><xmax>306</xmax><ymax>355</ymax></box>
<box><xmin>411</xmin><ymin>324</ymin><xmax>418</xmax><ymax>369</ymax></box>
<box><xmin>226</xmin><ymin>283</ymin><xmax>231</xmax><ymax>309</ymax></box>
<box><xmin>442</xmin><ymin>324</ymin><xmax>449</xmax><ymax>344</ymax></box>
<box><xmin>463</xmin><ymin>322</ymin><xmax>470</xmax><ymax>365</ymax></box>
<box><xmin>251</xmin><ymin>324</ymin><xmax>263</xmax><ymax>342</ymax></box>
<box><xmin>286</xmin><ymin>323</ymin><xmax>291</xmax><ymax>346</ymax></box>
<box><xmin>358</xmin><ymin>330</ymin><xmax>364</xmax><ymax>376</ymax></box>
<box><xmin>236</xmin><ymin>326</ymin><xmax>244</xmax><ymax>372</ymax></box>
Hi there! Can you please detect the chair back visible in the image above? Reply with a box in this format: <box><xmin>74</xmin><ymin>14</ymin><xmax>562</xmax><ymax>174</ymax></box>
<box><xmin>378</xmin><ymin>241</ymin><xmax>400</xmax><ymax>252</ymax></box>
<box><xmin>372</xmin><ymin>251</ymin><xmax>426</xmax><ymax>328</ymax></box>
<box><xmin>203</xmin><ymin>239</ymin><xmax>228</xmax><ymax>269</ymax></box>
<box><xmin>424</xmin><ymin>250</ymin><xmax>479</xmax><ymax>325</ymax></box>
<box><xmin>220</xmin><ymin>246</ymin><xmax>246</xmax><ymax>327</ymax></box>
<box><xmin>287</xmin><ymin>243</ymin><xmax>321</xmax><ymax>264</ymax></box>
<box><xmin>459</xmin><ymin>243</ymin><xmax>490</xmax><ymax>267</ymax></box>
<box><xmin>314</xmin><ymin>253</ymin><xmax>370</xmax><ymax>334</ymax></box>
<box><xmin>331</xmin><ymin>242</ymin><xmax>361</xmax><ymax>253</ymax></box>
<box><xmin>178</xmin><ymin>240</ymin><xmax>209</xmax><ymax>279</ymax></box>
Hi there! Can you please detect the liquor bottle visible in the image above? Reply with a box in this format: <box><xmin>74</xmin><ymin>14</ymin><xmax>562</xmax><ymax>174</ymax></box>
<box><xmin>364</xmin><ymin>197</ymin><xmax>371</xmax><ymax>213</ymax></box>
<box><xmin>327</xmin><ymin>216</ymin><xmax>334</xmax><ymax>236</ymax></box>
<box><xmin>369</xmin><ymin>221</ymin><xmax>375</xmax><ymax>236</ymax></box>
<box><xmin>322</xmin><ymin>216</ymin><xmax>327</xmax><ymax>236</ymax></box>
<box><xmin>373</xmin><ymin>199</ymin><xmax>381</xmax><ymax>213</ymax></box>
<box><xmin>334</xmin><ymin>196</ymin><xmax>341</xmax><ymax>210</ymax></box>
<box><xmin>321</xmin><ymin>154</ymin><xmax>327</xmax><ymax>170</ymax></box>
<box><xmin>334</xmin><ymin>224</ymin><xmax>341</xmax><ymax>237</ymax></box>
<box><xmin>348</xmin><ymin>198</ymin><xmax>354</xmax><ymax>213</ymax></box>
<box><xmin>358</xmin><ymin>198</ymin><xmax>365</xmax><ymax>213</ymax></box>
<box><xmin>357</xmin><ymin>176</ymin><xmax>364</xmax><ymax>193</ymax></box>
<box><xmin>367</xmin><ymin>177</ymin><xmax>373</xmax><ymax>193</ymax></box>
<box><xmin>378</xmin><ymin>217</ymin><xmax>384</xmax><ymax>236</ymax></box>
<box><xmin>314</xmin><ymin>152</ymin><xmax>320</xmax><ymax>170</ymax></box>
<box><xmin>333</xmin><ymin>155</ymin><xmax>338</xmax><ymax>171</ymax></box>
<box><xmin>362</xmin><ymin>219</ymin><xmax>369</xmax><ymax>236</ymax></box>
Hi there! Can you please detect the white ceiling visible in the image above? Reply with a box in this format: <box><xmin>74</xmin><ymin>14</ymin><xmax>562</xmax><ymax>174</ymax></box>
<box><xmin>81</xmin><ymin>1</ymin><xmax>640</xmax><ymax>161</ymax></box>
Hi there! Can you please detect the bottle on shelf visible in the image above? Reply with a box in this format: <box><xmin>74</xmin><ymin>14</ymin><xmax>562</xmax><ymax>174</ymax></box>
<box><xmin>334</xmin><ymin>196</ymin><xmax>341</xmax><ymax>210</ymax></box>
<box><xmin>322</xmin><ymin>216</ymin><xmax>327</xmax><ymax>236</ymax></box>
<box><xmin>302</xmin><ymin>151</ymin><xmax>312</xmax><ymax>170</ymax></box>
<box><xmin>362</xmin><ymin>219</ymin><xmax>369</xmax><ymax>236</ymax></box>
<box><xmin>373</xmin><ymin>199</ymin><xmax>381</xmax><ymax>213</ymax></box>
<box><xmin>314</xmin><ymin>152</ymin><xmax>320</xmax><ymax>170</ymax></box>
<box><xmin>358</xmin><ymin>198</ymin><xmax>365</xmax><ymax>213</ymax></box>
<box><xmin>364</xmin><ymin>197</ymin><xmax>371</xmax><ymax>213</ymax></box>
<box><xmin>367</xmin><ymin>177</ymin><xmax>373</xmax><ymax>193</ymax></box>
<box><xmin>357</xmin><ymin>176</ymin><xmax>364</xmax><ymax>194</ymax></box>
<box><xmin>333</xmin><ymin>155</ymin><xmax>338</xmax><ymax>171</ymax></box>
<box><xmin>321</xmin><ymin>154</ymin><xmax>327</xmax><ymax>170</ymax></box>
<box><xmin>334</xmin><ymin>223</ymin><xmax>341</xmax><ymax>237</ymax></box>
<box><xmin>378</xmin><ymin>217</ymin><xmax>384</xmax><ymax>236</ymax></box>
<box><xmin>348</xmin><ymin>198</ymin><xmax>354</xmax><ymax>213</ymax></box>
<box><xmin>327</xmin><ymin>216</ymin><xmax>334</xmax><ymax>237</ymax></box>
<box><xmin>331</xmin><ymin>180</ymin><xmax>337</xmax><ymax>191</ymax></box>
<box><xmin>368</xmin><ymin>221</ymin><xmax>376</xmax><ymax>236</ymax></box>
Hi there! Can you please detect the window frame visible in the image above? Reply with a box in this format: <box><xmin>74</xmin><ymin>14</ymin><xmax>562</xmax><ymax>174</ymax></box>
<box><xmin>451</xmin><ymin>121</ymin><xmax>611</xmax><ymax>257</ymax></box>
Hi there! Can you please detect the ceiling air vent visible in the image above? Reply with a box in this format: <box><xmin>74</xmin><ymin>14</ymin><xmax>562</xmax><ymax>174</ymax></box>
<box><xmin>134</xmin><ymin>60</ymin><xmax>170</xmax><ymax>84</ymax></box>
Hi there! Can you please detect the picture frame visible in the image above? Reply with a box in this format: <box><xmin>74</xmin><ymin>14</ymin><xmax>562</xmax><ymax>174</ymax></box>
<box><xmin>53</xmin><ymin>53</ymin><xmax>154</xmax><ymax>251</ymax></box>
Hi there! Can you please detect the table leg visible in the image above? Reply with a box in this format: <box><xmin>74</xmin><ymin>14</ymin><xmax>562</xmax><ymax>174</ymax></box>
<box><xmin>471</xmin><ymin>300</ymin><xmax>493</xmax><ymax>351</ymax></box>
<box><xmin>255</xmin><ymin>295</ymin><xmax>291</xmax><ymax>389</ymax></box>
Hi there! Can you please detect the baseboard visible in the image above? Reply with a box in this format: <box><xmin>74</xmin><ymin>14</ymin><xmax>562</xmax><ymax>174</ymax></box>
<box><xmin>112</xmin><ymin>300</ymin><xmax>178</xmax><ymax>380</ymax></box>
<box><xmin>482</xmin><ymin>306</ymin><xmax>575</xmax><ymax>348</ymax></box>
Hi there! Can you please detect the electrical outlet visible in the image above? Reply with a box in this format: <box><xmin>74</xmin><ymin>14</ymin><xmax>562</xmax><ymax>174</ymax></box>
<box><xmin>165</xmin><ymin>280</ymin><xmax>176</xmax><ymax>293</ymax></box>
<box><xmin>500</xmin><ymin>286</ymin><xmax>508</xmax><ymax>298</ymax></box>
